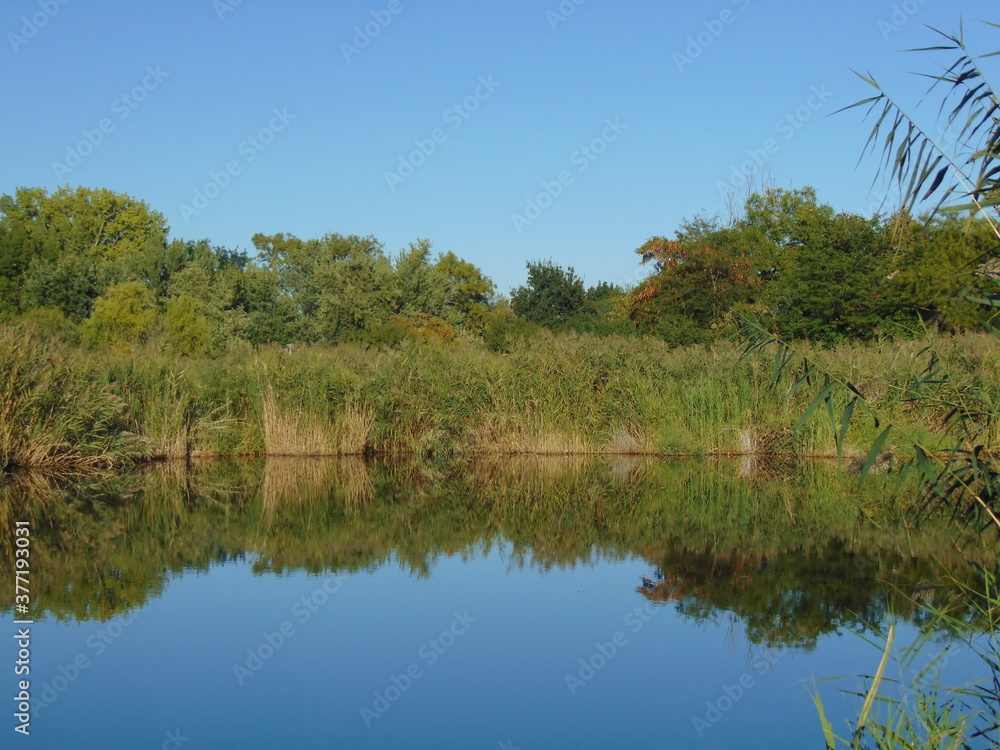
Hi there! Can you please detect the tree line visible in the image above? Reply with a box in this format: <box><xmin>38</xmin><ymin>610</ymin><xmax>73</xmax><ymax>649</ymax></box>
<box><xmin>0</xmin><ymin>184</ymin><xmax>996</xmax><ymax>355</ymax></box>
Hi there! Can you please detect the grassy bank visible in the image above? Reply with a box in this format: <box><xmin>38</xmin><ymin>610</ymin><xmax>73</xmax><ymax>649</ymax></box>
<box><xmin>1</xmin><ymin>324</ymin><xmax>996</xmax><ymax>471</ymax></box>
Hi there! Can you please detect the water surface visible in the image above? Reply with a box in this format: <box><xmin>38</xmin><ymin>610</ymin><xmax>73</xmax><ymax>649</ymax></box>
<box><xmin>1</xmin><ymin>458</ymin><xmax>993</xmax><ymax>748</ymax></box>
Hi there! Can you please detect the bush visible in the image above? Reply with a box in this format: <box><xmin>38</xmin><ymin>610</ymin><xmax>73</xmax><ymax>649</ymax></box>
<box><xmin>82</xmin><ymin>282</ymin><xmax>157</xmax><ymax>351</ymax></box>
<box><xmin>164</xmin><ymin>295</ymin><xmax>214</xmax><ymax>356</ymax></box>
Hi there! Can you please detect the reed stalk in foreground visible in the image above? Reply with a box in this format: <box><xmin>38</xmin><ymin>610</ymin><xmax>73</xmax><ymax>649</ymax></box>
<box><xmin>806</xmin><ymin>21</ymin><xmax>1000</xmax><ymax>745</ymax></box>
<box><xmin>813</xmin><ymin>568</ymin><xmax>998</xmax><ymax>750</ymax></box>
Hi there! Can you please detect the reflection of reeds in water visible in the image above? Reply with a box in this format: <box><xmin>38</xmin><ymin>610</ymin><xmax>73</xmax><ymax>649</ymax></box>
<box><xmin>258</xmin><ymin>457</ymin><xmax>373</xmax><ymax>516</ymax></box>
<box><xmin>0</xmin><ymin>472</ymin><xmax>66</xmax><ymax>544</ymax></box>
<box><xmin>736</xmin><ymin>453</ymin><xmax>799</xmax><ymax>481</ymax></box>
<box><xmin>476</xmin><ymin>453</ymin><xmax>653</xmax><ymax>488</ymax></box>
<box><xmin>7</xmin><ymin>455</ymin><xmax>995</xmax><ymax>629</ymax></box>
<box><xmin>466</xmin><ymin>415</ymin><xmax>654</xmax><ymax>457</ymax></box>
<box><xmin>262</xmin><ymin>392</ymin><xmax>373</xmax><ymax>456</ymax></box>
<box><xmin>606</xmin><ymin>455</ymin><xmax>647</xmax><ymax>483</ymax></box>
<box><xmin>846</xmin><ymin>451</ymin><xmax>894</xmax><ymax>476</ymax></box>
<box><xmin>733</xmin><ymin>427</ymin><xmax>797</xmax><ymax>480</ymax></box>
<box><xmin>469</xmin><ymin>454</ymin><xmax>648</xmax><ymax>525</ymax></box>
<box><xmin>735</xmin><ymin>426</ymin><xmax>794</xmax><ymax>456</ymax></box>
<box><xmin>146</xmin><ymin>457</ymin><xmax>191</xmax><ymax>487</ymax></box>
<box><xmin>470</xmin><ymin>455</ymin><xmax>593</xmax><ymax>494</ymax></box>
<box><xmin>333</xmin><ymin>458</ymin><xmax>375</xmax><ymax>509</ymax></box>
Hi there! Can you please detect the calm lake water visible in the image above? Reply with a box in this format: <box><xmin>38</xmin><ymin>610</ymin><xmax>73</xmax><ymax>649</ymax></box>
<box><xmin>2</xmin><ymin>458</ymin><xmax>995</xmax><ymax>749</ymax></box>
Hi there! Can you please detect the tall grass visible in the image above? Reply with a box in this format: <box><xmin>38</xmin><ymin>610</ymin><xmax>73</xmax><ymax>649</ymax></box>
<box><xmin>260</xmin><ymin>390</ymin><xmax>373</xmax><ymax>456</ymax></box>
<box><xmin>2</xmin><ymin>324</ymin><xmax>997</xmax><ymax>467</ymax></box>
<box><xmin>0</xmin><ymin>328</ymin><xmax>139</xmax><ymax>471</ymax></box>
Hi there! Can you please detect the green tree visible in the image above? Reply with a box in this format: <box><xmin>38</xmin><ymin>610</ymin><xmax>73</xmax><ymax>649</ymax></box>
<box><xmin>164</xmin><ymin>294</ymin><xmax>214</xmax><ymax>356</ymax></box>
<box><xmin>511</xmin><ymin>260</ymin><xmax>587</xmax><ymax>328</ymax></box>
<box><xmin>888</xmin><ymin>212</ymin><xmax>999</xmax><ymax>331</ymax></box>
<box><xmin>628</xmin><ymin>234</ymin><xmax>761</xmax><ymax>344</ymax></box>
<box><xmin>20</xmin><ymin>252</ymin><xmax>100</xmax><ymax>321</ymax></box>
<box><xmin>81</xmin><ymin>281</ymin><xmax>157</xmax><ymax>350</ymax></box>
<box><xmin>384</xmin><ymin>240</ymin><xmax>496</xmax><ymax>335</ymax></box>
<box><xmin>562</xmin><ymin>281</ymin><xmax>633</xmax><ymax>336</ymax></box>
<box><xmin>18</xmin><ymin>307</ymin><xmax>80</xmax><ymax>344</ymax></box>
<box><xmin>480</xmin><ymin>300</ymin><xmax>543</xmax><ymax>352</ymax></box>
<box><xmin>314</xmin><ymin>243</ymin><xmax>399</xmax><ymax>343</ymax></box>
<box><xmin>393</xmin><ymin>239</ymin><xmax>450</xmax><ymax>319</ymax></box>
<box><xmin>766</xmin><ymin>209</ymin><xmax>897</xmax><ymax>343</ymax></box>
<box><xmin>736</xmin><ymin>188</ymin><xmax>902</xmax><ymax>342</ymax></box>
<box><xmin>166</xmin><ymin>259</ymin><xmax>252</xmax><ymax>347</ymax></box>
<box><xmin>138</xmin><ymin>238</ymin><xmax>247</xmax><ymax>300</ymax></box>
<box><xmin>0</xmin><ymin>186</ymin><xmax>168</xmax><ymax>317</ymax></box>
<box><xmin>433</xmin><ymin>250</ymin><xmax>495</xmax><ymax>332</ymax></box>
<box><xmin>252</xmin><ymin>231</ymin><xmax>388</xmax><ymax>341</ymax></box>
<box><xmin>230</xmin><ymin>265</ymin><xmax>298</xmax><ymax>345</ymax></box>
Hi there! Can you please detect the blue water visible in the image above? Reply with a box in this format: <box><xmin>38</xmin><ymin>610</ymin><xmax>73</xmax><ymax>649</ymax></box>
<box><xmin>13</xmin><ymin>544</ymin><xmax>986</xmax><ymax>749</ymax></box>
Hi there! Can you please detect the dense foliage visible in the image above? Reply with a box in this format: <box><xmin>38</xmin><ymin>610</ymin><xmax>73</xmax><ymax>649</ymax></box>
<box><xmin>2</xmin><ymin>184</ymin><xmax>996</xmax><ymax>356</ymax></box>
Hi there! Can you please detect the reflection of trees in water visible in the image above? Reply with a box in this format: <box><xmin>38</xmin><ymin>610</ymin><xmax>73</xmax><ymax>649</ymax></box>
<box><xmin>0</xmin><ymin>457</ymin><xmax>993</xmax><ymax>644</ymax></box>
<box><xmin>634</xmin><ymin>541</ymin><xmax>982</xmax><ymax>648</ymax></box>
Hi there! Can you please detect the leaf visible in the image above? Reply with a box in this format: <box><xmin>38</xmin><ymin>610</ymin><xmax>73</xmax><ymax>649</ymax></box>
<box><xmin>825</xmin><ymin>383</ymin><xmax>838</xmax><ymax>454</ymax></box>
<box><xmin>921</xmin><ymin>165</ymin><xmax>949</xmax><ymax>200</ymax></box>
<box><xmin>858</xmin><ymin>426</ymin><xmax>892</xmax><ymax>484</ymax></box>
<box><xmin>979</xmin><ymin>317</ymin><xmax>1000</xmax><ymax>339</ymax></box>
<box><xmin>770</xmin><ymin>344</ymin><xmax>795</xmax><ymax>387</ymax></box>
<box><xmin>838</xmin><ymin>397</ymin><xmax>857</xmax><ymax>467</ymax></box>
<box><xmin>811</xmin><ymin>687</ymin><xmax>837</xmax><ymax>750</ymax></box>
<box><xmin>785</xmin><ymin>360</ymin><xmax>815</xmax><ymax>404</ymax></box>
<box><xmin>795</xmin><ymin>381</ymin><xmax>835</xmax><ymax>433</ymax></box>
<box><xmin>892</xmin><ymin>458</ymin><xmax>914</xmax><ymax>495</ymax></box>
<box><xmin>914</xmin><ymin>444</ymin><xmax>939</xmax><ymax>483</ymax></box>
<box><xmin>965</xmin><ymin>295</ymin><xmax>1000</xmax><ymax>308</ymax></box>
<box><xmin>851</xmin><ymin>68</ymin><xmax>880</xmax><ymax>90</ymax></box>
<box><xmin>855</xmin><ymin>624</ymin><xmax>894</xmax><ymax>737</ymax></box>
<box><xmin>738</xmin><ymin>331</ymin><xmax>774</xmax><ymax>362</ymax></box>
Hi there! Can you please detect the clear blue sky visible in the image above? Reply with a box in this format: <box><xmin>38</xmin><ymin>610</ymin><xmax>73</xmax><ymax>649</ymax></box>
<box><xmin>1</xmin><ymin>0</ymin><xmax>996</xmax><ymax>294</ymax></box>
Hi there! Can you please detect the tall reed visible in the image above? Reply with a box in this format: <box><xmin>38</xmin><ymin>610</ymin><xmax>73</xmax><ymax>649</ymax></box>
<box><xmin>0</xmin><ymin>327</ymin><xmax>139</xmax><ymax>471</ymax></box>
<box><xmin>3</xmin><ymin>324</ymin><xmax>996</xmax><ymax>467</ymax></box>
